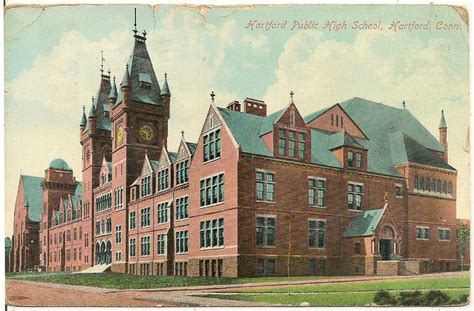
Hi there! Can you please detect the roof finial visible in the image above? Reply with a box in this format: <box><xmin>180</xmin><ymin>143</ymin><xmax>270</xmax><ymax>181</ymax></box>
<box><xmin>133</xmin><ymin>8</ymin><xmax>138</xmax><ymax>35</ymax></box>
<box><xmin>402</xmin><ymin>100</ymin><xmax>406</xmax><ymax>109</ymax></box>
<box><xmin>210</xmin><ymin>91</ymin><xmax>215</xmax><ymax>103</ymax></box>
<box><xmin>100</xmin><ymin>50</ymin><xmax>105</xmax><ymax>75</ymax></box>
<box><xmin>290</xmin><ymin>91</ymin><xmax>295</xmax><ymax>103</ymax></box>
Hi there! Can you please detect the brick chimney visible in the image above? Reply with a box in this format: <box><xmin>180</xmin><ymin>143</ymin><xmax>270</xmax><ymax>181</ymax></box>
<box><xmin>243</xmin><ymin>98</ymin><xmax>267</xmax><ymax>117</ymax></box>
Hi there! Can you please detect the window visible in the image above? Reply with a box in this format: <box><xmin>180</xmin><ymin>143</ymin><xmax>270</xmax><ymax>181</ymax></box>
<box><xmin>256</xmin><ymin>216</ymin><xmax>276</xmax><ymax>247</ymax></box>
<box><xmin>308</xmin><ymin>219</ymin><xmax>326</xmax><ymax>249</ymax></box>
<box><xmin>395</xmin><ymin>185</ymin><xmax>403</xmax><ymax>197</ymax></box>
<box><xmin>256</xmin><ymin>171</ymin><xmax>275</xmax><ymax>202</ymax></box>
<box><xmin>439</xmin><ymin>228</ymin><xmax>451</xmax><ymax>241</ymax></box>
<box><xmin>176</xmin><ymin>160</ymin><xmax>189</xmax><ymax>185</ymax></box>
<box><xmin>157</xmin><ymin>202</ymin><xmax>169</xmax><ymax>224</ymax></box>
<box><xmin>354</xmin><ymin>242</ymin><xmax>361</xmax><ymax>254</ymax></box>
<box><xmin>175</xmin><ymin>231</ymin><xmax>189</xmax><ymax>254</ymax></box>
<box><xmin>200</xmin><ymin>173</ymin><xmax>224</xmax><ymax>206</ymax></box>
<box><xmin>140</xmin><ymin>236</ymin><xmax>151</xmax><ymax>256</ymax></box>
<box><xmin>114</xmin><ymin>187</ymin><xmax>123</xmax><ymax>209</ymax></box>
<box><xmin>348</xmin><ymin>183</ymin><xmax>363</xmax><ymax>210</ymax></box>
<box><xmin>129</xmin><ymin>211</ymin><xmax>136</xmax><ymax>229</ymax></box>
<box><xmin>288</xmin><ymin>131</ymin><xmax>295</xmax><ymax>157</ymax></box>
<box><xmin>141</xmin><ymin>176</ymin><xmax>151</xmax><ymax>197</ymax></box>
<box><xmin>278</xmin><ymin>129</ymin><xmax>286</xmax><ymax>156</ymax></box>
<box><xmin>298</xmin><ymin>133</ymin><xmax>305</xmax><ymax>159</ymax></box>
<box><xmin>414</xmin><ymin>175</ymin><xmax>419</xmax><ymax>189</ymax></box>
<box><xmin>416</xmin><ymin>227</ymin><xmax>430</xmax><ymax>240</ymax></box>
<box><xmin>203</xmin><ymin>129</ymin><xmax>221</xmax><ymax>162</ymax></box>
<box><xmin>257</xmin><ymin>259</ymin><xmax>275</xmax><ymax>275</ymax></box>
<box><xmin>348</xmin><ymin>151</ymin><xmax>354</xmax><ymax>167</ymax></box>
<box><xmin>309</xmin><ymin>178</ymin><xmax>325</xmax><ymax>207</ymax></box>
<box><xmin>200</xmin><ymin>218</ymin><xmax>224</xmax><ymax>248</ymax></box>
<box><xmin>356</xmin><ymin>152</ymin><xmax>363</xmax><ymax>168</ymax></box>
<box><xmin>176</xmin><ymin>196</ymin><xmax>189</xmax><ymax>220</ymax></box>
<box><xmin>115</xmin><ymin>225</ymin><xmax>122</xmax><ymax>244</ymax></box>
<box><xmin>129</xmin><ymin>238</ymin><xmax>136</xmax><ymax>257</ymax></box>
<box><xmin>141</xmin><ymin>207</ymin><xmax>151</xmax><ymax>227</ymax></box>
<box><xmin>157</xmin><ymin>169</ymin><xmax>169</xmax><ymax>192</ymax></box>
<box><xmin>157</xmin><ymin>234</ymin><xmax>166</xmax><ymax>255</ymax></box>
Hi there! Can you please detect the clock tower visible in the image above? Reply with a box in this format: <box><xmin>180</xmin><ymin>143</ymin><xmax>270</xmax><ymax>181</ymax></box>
<box><xmin>109</xmin><ymin>19</ymin><xmax>170</xmax><ymax>272</ymax></box>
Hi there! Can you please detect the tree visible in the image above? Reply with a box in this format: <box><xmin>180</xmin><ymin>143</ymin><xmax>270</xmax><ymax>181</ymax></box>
<box><xmin>457</xmin><ymin>225</ymin><xmax>470</xmax><ymax>271</ymax></box>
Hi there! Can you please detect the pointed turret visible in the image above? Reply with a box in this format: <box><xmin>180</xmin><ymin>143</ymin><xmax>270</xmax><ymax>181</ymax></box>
<box><xmin>109</xmin><ymin>76</ymin><xmax>118</xmax><ymax>103</ymax></box>
<box><xmin>439</xmin><ymin>110</ymin><xmax>448</xmax><ymax>162</ymax></box>
<box><xmin>161</xmin><ymin>73</ymin><xmax>170</xmax><ymax>97</ymax></box>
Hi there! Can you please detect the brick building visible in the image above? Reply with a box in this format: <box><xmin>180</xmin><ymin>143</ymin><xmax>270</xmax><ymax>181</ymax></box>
<box><xmin>11</xmin><ymin>20</ymin><xmax>468</xmax><ymax>276</ymax></box>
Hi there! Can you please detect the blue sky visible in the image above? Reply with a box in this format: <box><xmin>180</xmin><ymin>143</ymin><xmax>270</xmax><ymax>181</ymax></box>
<box><xmin>4</xmin><ymin>4</ymin><xmax>469</xmax><ymax>235</ymax></box>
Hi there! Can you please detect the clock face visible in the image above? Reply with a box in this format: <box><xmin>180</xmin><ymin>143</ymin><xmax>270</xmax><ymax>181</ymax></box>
<box><xmin>116</xmin><ymin>126</ymin><xmax>124</xmax><ymax>145</ymax></box>
<box><xmin>139</xmin><ymin>124</ymin><xmax>154</xmax><ymax>142</ymax></box>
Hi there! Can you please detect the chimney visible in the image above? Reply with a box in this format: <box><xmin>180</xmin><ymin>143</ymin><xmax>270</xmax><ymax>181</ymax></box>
<box><xmin>227</xmin><ymin>101</ymin><xmax>241</xmax><ymax>112</ymax></box>
<box><xmin>243</xmin><ymin>97</ymin><xmax>267</xmax><ymax>117</ymax></box>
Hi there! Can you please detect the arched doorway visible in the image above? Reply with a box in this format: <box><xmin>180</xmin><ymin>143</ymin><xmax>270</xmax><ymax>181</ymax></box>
<box><xmin>379</xmin><ymin>226</ymin><xmax>395</xmax><ymax>260</ymax></box>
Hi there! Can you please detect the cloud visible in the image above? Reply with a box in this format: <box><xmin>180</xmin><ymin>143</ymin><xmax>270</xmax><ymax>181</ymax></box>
<box><xmin>263</xmin><ymin>30</ymin><xmax>469</xmax><ymax>218</ymax></box>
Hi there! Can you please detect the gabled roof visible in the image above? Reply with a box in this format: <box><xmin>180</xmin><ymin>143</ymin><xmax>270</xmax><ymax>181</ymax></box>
<box><xmin>20</xmin><ymin>175</ymin><xmax>44</xmax><ymax>222</ymax></box>
<box><xmin>117</xmin><ymin>36</ymin><xmax>162</xmax><ymax>106</ymax></box>
<box><xmin>343</xmin><ymin>208</ymin><xmax>385</xmax><ymax>237</ymax></box>
<box><xmin>328</xmin><ymin>130</ymin><xmax>368</xmax><ymax>151</ymax></box>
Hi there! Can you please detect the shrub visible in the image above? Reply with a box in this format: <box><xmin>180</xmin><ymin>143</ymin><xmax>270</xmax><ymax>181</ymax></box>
<box><xmin>373</xmin><ymin>290</ymin><xmax>397</xmax><ymax>306</ymax></box>
<box><xmin>399</xmin><ymin>290</ymin><xmax>424</xmax><ymax>306</ymax></box>
<box><xmin>423</xmin><ymin>290</ymin><xmax>450</xmax><ymax>306</ymax></box>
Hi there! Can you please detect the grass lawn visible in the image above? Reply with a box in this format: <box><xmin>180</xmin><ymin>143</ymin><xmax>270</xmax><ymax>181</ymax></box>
<box><xmin>207</xmin><ymin>276</ymin><xmax>470</xmax><ymax>307</ymax></box>
<box><xmin>6</xmin><ymin>272</ymin><xmax>325</xmax><ymax>289</ymax></box>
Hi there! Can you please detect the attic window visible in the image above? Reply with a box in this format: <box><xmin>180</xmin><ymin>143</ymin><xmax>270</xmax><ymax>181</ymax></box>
<box><xmin>139</xmin><ymin>73</ymin><xmax>152</xmax><ymax>89</ymax></box>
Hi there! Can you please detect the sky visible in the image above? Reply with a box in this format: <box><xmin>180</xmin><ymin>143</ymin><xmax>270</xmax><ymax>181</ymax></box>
<box><xmin>4</xmin><ymin>4</ymin><xmax>470</xmax><ymax>236</ymax></box>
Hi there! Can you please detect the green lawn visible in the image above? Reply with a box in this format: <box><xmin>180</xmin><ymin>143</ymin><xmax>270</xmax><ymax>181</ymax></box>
<box><xmin>6</xmin><ymin>272</ymin><xmax>325</xmax><ymax>289</ymax></box>
<box><xmin>207</xmin><ymin>276</ymin><xmax>470</xmax><ymax>307</ymax></box>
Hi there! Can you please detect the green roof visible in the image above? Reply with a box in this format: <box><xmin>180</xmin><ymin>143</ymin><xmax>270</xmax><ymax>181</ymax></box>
<box><xmin>343</xmin><ymin>208</ymin><xmax>385</xmax><ymax>237</ymax></box>
<box><xmin>21</xmin><ymin>175</ymin><xmax>44</xmax><ymax>222</ymax></box>
<box><xmin>49</xmin><ymin>158</ymin><xmax>71</xmax><ymax>170</ymax></box>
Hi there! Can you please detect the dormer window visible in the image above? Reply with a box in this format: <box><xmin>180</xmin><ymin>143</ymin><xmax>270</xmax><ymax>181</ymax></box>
<box><xmin>141</xmin><ymin>176</ymin><xmax>151</xmax><ymax>197</ymax></box>
<box><xmin>139</xmin><ymin>73</ymin><xmax>152</xmax><ymax>89</ymax></box>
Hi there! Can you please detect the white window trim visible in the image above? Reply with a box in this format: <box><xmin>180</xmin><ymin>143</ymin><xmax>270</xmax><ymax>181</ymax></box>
<box><xmin>308</xmin><ymin>218</ymin><xmax>326</xmax><ymax>250</ymax></box>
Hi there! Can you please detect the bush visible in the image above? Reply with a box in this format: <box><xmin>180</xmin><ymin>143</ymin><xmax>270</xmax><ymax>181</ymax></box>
<box><xmin>399</xmin><ymin>290</ymin><xmax>424</xmax><ymax>306</ymax></box>
<box><xmin>423</xmin><ymin>290</ymin><xmax>450</xmax><ymax>306</ymax></box>
<box><xmin>373</xmin><ymin>290</ymin><xmax>397</xmax><ymax>306</ymax></box>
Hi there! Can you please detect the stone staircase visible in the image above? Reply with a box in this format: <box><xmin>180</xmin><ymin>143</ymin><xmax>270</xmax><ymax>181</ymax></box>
<box><xmin>77</xmin><ymin>264</ymin><xmax>111</xmax><ymax>274</ymax></box>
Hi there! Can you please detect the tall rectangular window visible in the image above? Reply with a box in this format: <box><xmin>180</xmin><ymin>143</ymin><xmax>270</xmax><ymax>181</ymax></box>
<box><xmin>140</xmin><ymin>236</ymin><xmax>151</xmax><ymax>256</ymax></box>
<box><xmin>115</xmin><ymin>225</ymin><xmax>122</xmax><ymax>243</ymax></box>
<box><xmin>298</xmin><ymin>132</ymin><xmax>305</xmax><ymax>159</ymax></box>
<box><xmin>176</xmin><ymin>196</ymin><xmax>189</xmax><ymax>220</ymax></box>
<box><xmin>256</xmin><ymin>216</ymin><xmax>276</xmax><ymax>246</ymax></box>
<box><xmin>348</xmin><ymin>151</ymin><xmax>355</xmax><ymax>167</ymax></box>
<box><xmin>288</xmin><ymin>131</ymin><xmax>296</xmax><ymax>157</ymax></box>
<box><xmin>176</xmin><ymin>160</ymin><xmax>189</xmax><ymax>185</ymax></box>
<box><xmin>438</xmin><ymin>228</ymin><xmax>451</xmax><ymax>241</ymax></box>
<box><xmin>200</xmin><ymin>173</ymin><xmax>224</xmax><ymax>207</ymax></box>
<box><xmin>203</xmin><ymin>129</ymin><xmax>221</xmax><ymax>162</ymax></box>
<box><xmin>308</xmin><ymin>178</ymin><xmax>325</xmax><ymax>207</ymax></box>
<box><xmin>416</xmin><ymin>227</ymin><xmax>430</xmax><ymax>240</ymax></box>
<box><xmin>157</xmin><ymin>234</ymin><xmax>166</xmax><ymax>255</ymax></box>
<box><xmin>348</xmin><ymin>183</ymin><xmax>363</xmax><ymax>210</ymax></box>
<box><xmin>141</xmin><ymin>207</ymin><xmax>151</xmax><ymax>227</ymax></box>
<box><xmin>129</xmin><ymin>238</ymin><xmax>136</xmax><ymax>257</ymax></box>
<box><xmin>256</xmin><ymin>171</ymin><xmax>275</xmax><ymax>202</ymax></box>
<box><xmin>309</xmin><ymin>219</ymin><xmax>326</xmax><ymax>249</ymax></box>
<box><xmin>356</xmin><ymin>152</ymin><xmax>363</xmax><ymax>168</ymax></box>
<box><xmin>278</xmin><ymin>129</ymin><xmax>286</xmax><ymax>155</ymax></box>
<box><xmin>157</xmin><ymin>202</ymin><xmax>168</xmax><ymax>224</ymax></box>
<box><xmin>200</xmin><ymin>218</ymin><xmax>224</xmax><ymax>248</ymax></box>
<box><xmin>175</xmin><ymin>231</ymin><xmax>189</xmax><ymax>254</ymax></box>
<box><xmin>129</xmin><ymin>211</ymin><xmax>136</xmax><ymax>229</ymax></box>
<box><xmin>157</xmin><ymin>169</ymin><xmax>169</xmax><ymax>192</ymax></box>
<box><xmin>141</xmin><ymin>176</ymin><xmax>151</xmax><ymax>197</ymax></box>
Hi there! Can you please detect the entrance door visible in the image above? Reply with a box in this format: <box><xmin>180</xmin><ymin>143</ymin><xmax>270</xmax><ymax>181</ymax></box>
<box><xmin>380</xmin><ymin>239</ymin><xmax>393</xmax><ymax>260</ymax></box>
